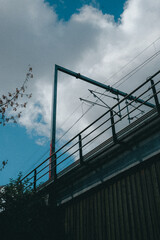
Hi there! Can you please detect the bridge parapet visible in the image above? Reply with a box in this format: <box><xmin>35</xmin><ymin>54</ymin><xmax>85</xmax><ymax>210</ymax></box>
<box><xmin>21</xmin><ymin>70</ymin><xmax>160</xmax><ymax>197</ymax></box>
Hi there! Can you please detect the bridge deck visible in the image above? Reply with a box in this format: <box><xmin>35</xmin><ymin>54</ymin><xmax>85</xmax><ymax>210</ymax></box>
<box><xmin>21</xmin><ymin>70</ymin><xmax>160</xmax><ymax>200</ymax></box>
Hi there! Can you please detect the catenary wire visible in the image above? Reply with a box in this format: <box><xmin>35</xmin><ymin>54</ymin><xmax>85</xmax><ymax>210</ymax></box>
<box><xmin>22</xmin><ymin>37</ymin><xmax>160</xmax><ymax>175</ymax></box>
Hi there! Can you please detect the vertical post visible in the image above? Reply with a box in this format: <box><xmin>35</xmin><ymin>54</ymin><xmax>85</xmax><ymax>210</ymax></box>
<box><xmin>50</xmin><ymin>65</ymin><xmax>58</xmax><ymax>180</ymax></box>
<box><xmin>34</xmin><ymin>169</ymin><xmax>37</xmax><ymax>191</ymax></box>
<box><xmin>125</xmin><ymin>100</ymin><xmax>131</xmax><ymax>124</ymax></box>
<box><xmin>53</xmin><ymin>153</ymin><xmax>57</xmax><ymax>181</ymax></box>
<box><xmin>78</xmin><ymin>134</ymin><xmax>83</xmax><ymax>165</ymax></box>
<box><xmin>110</xmin><ymin>110</ymin><xmax>117</xmax><ymax>144</ymax></box>
<box><xmin>150</xmin><ymin>79</ymin><xmax>160</xmax><ymax>115</ymax></box>
<box><xmin>117</xmin><ymin>95</ymin><xmax>122</xmax><ymax>118</ymax></box>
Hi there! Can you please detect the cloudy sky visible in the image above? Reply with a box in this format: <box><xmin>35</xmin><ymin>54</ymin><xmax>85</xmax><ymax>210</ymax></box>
<box><xmin>0</xmin><ymin>0</ymin><xmax>160</xmax><ymax>185</ymax></box>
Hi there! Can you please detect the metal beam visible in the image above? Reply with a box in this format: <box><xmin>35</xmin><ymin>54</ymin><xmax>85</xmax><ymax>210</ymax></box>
<box><xmin>56</xmin><ymin>65</ymin><xmax>155</xmax><ymax>108</ymax></box>
<box><xmin>50</xmin><ymin>64</ymin><xmax>157</xmax><ymax>178</ymax></box>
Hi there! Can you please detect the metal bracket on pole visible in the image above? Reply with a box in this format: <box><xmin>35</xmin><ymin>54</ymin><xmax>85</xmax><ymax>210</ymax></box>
<box><xmin>88</xmin><ymin>89</ymin><xmax>122</xmax><ymax>118</ymax></box>
<box><xmin>56</xmin><ymin>65</ymin><xmax>155</xmax><ymax>109</ymax></box>
<box><xmin>89</xmin><ymin>89</ymin><xmax>121</xmax><ymax>118</ymax></box>
<box><xmin>80</xmin><ymin>97</ymin><xmax>108</xmax><ymax>109</ymax></box>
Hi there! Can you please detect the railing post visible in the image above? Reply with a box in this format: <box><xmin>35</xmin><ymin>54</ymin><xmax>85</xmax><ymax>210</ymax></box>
<box><xmin>53</xmin><ymin>153</ymin><xmax>57</xmax><ymax>181</ymax></box>
<box><xmin>110</xmin><ymin>110</ymin><xmax>117</xmax><ymax>143</ymax></box>
<box><xmin>78</xmin><ymin>134</ymin><xmax>83</xmax><ymax>165</ymax></box>
<box><xmin>50</xmin><ymin>153</ymin><xmax>57</xmax><ymax>181</ymax></box>
<box><xmin>125</xmin><ymin>100</ymin><xmax>131</xmax><ymax>124</ymax></box>
<box><xmin>34</xmin><ymin>169</ymin><xmax>37</xmax><ymax>191</ymax></box>
<box><xmin>150</xmin><ymin>79</ymin><xmax>160</xmax><ymax>115</ymax></box>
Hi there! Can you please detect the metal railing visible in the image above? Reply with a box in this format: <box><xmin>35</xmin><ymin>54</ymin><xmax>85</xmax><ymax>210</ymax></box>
<box><xmin>21</xmin><ymin>70</ymin><xmax>160</xmax><ymax>191</ymax></box>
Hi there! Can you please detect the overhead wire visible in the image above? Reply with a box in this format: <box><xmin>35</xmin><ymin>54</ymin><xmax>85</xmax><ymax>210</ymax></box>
<box><xmin>112</xmin><ymin>50</ymin><xmax>160</xmax><ymax>89</ymax></box>
<box><xmin>54</xmin><ymin>40</ymin><xmax>160</xmax><ymax>160</ymax></box>
<box><xmin>51</xmin><ymin>37</ymin><xmax>160</xmax><ymax>135</ymax></box>
<box><xmin>55</xmin><ymin>43</ymin><xmax>160</xmax><ymax>142</ymax></box>
<box><xmin>83</xmin><ymin>76</ymin><xmax>160</xmax><ymax>153</ymax></box>
<box><xmin>23</xmin><ymin>36</ymin><xmax>160</xmax><ymax>175</ymax></box>
<box><xmin>54</xmin><ymin>73</ymin><xmax>160</xmax><ymax>171</ymax></box>
<box><xmin>22</xmin><ymin>141</ymin><xmax>50</xmax><ymax>176</ymax></box>
<box><xmin>55</xmin><ymin>36</ymin><xmax>160</xmax><ymax>136</ymax></box>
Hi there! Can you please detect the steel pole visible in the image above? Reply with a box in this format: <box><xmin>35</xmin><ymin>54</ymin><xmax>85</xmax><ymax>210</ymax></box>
<box><xmin>50</xmin><ymin>65</ymin><xmax>58</xmax><ymax>179</ymax></box>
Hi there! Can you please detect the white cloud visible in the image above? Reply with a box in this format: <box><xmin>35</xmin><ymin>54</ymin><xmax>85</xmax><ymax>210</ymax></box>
<box><xmin>0</xmin><ymin>0</ymin><xmax>160</xmax><ymax>147</ymax></box>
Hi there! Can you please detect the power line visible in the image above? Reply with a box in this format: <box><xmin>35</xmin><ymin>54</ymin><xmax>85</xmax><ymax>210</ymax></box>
<box><xmin>22</xmin><ymin>36</ymin><xmax>160</xmax><ymax>174</ymax></box>
<box><xmin>55</xmin><ymin>36</ymin><xmax>160</xmax><ymax>134</ymax></box>
<box><xmin>55</xmin><ymin>43</ymin><xmax>160</xmax><ymax>142</ymax></box>
<box><xmin>112</xmin><ymin>50</ymin><xmax>160</xmax><ymax>88</ymax></box>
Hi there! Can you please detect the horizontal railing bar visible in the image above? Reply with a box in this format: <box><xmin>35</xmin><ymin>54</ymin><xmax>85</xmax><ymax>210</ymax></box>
<box><xmin>112</xmin><ymin>95</ymin><xmax>156</xmax><ymax>130</ymax></box>
<box><xmin>37</xmin><ymin>147</ymin><xmax>80</xmax><ymax>177</ymax></box>
<box><xmin>81</xmin><ymin>91</ymin><xmax>160</xmax><ymax>151</ymax></box>
<box><xmin>109</xmin><ymin>91</ymin><xmax>159</xmax><ymax>131</ymax></box>
<box><xmin>64</xmin><ymin>75</ymin><xmax>157</xmax><ymax>141</ymax></box>
<box><xmin>56</xmin><ymin>148</ymin><xmax>79</xmax><ymax>168</ymax></box>
<box><xmin>80</xmin><ymin>82</ymin><xmax>158</xmax><ymax>143</ymax></box>
<box><xmin>107</xmin><ymin>79</ymin><xmax>160</xmax><ymax>120</ymax></box>
<box><xmin>23</xmin><ymin>92</ymin><xmax>160</xmax><ymax>191</ymax></box>
<box><xmin>36</xmin><ymin>170</ymin><xmax>50</xmax><ymax>183</ymax></box>
<box><xmin>36</xmin><ymin>155</ymin><xmax>79</xmax><ymax>184</ymax></box>
<box><xmin>36</xmin><ymin>162</ymin><xmax>50</xmax><ymax>176</ymax></box>
<box><xmin>53</xmin><ymin>140</ymin><xmax>79</xmax><ymax>162</ymax></box>
<box><xmin>21</xmin><ymin>154</ymin><xmax>53</xmax><ymax>182</ymax></box>
<box><xmin>57</xmin><ymin>87</ymin><xmax>160</xmax><ymax>168</ymax></box>
<box><xmin>21</xmin><ymin>75</ymin><xmax>160</xmax><ymax>183</ymax></box>
<box><xmin>51</xmin><ymin>73</ymin><xmax>159</xmax><ymax>154</ymax></box>
<box><xmin>31</xmin><ymin>156</ymin><xmax>78</xmax><ymax>190</ymax></box>
<box><xmin>24</xmin><ymin>173</ymin><xmax>35</xmax><ymax>183</ymax></box>
<box><xmin>21</xmin><ymin>169</ymin><xmax>35</xmax><ymax>182</ymax></box>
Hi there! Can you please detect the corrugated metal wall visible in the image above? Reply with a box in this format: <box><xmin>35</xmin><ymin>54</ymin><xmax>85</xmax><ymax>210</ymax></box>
<box><xmin>60</xmin><ymin>158</ymin><xmax>160</xmax><ymax>240</ymax></box>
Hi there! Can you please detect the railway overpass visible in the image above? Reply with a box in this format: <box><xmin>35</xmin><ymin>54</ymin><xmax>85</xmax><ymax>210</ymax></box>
<box><xmin>21</xmin><ymin>69</ymin><xmax>160</xmax><ymax>239</ymax></box>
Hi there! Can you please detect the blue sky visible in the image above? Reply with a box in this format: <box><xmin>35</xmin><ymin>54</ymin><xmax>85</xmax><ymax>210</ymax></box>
<box><xmin>0</xmin><ymin>0</ymin><xmax>160</xmax><ymax>186</ymax></box>
<box><xmin>46</xmin><ymin>0</ymin><xmax>126</xmax><ymax>21</ymax></box>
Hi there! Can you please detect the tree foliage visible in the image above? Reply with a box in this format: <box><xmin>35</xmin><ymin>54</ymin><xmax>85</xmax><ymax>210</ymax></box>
<box><xmin>0</xmin><ymin>173</ymin><xmax>57</xmax><ymax>240</ymax></box>
<box><xmin>0</xmin><ymin>172</ymin><xmax>33</xmax><ymax>211</ymax></box>
<box><xmin>0</xmin><ymin>66</ymin><xmax>33</xmax><ymax>172</ymax></box>
<box><xmin>0</xmin><ymin>66</ymin><xmax>33</xmax><ymax>126</ymax></box>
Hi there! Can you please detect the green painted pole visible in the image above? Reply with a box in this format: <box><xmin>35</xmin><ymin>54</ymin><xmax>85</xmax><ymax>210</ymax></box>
<box><xmin>50</xmin><ymin>65</ymin><xmax>158</xmax><ymax>179</ymax></box>
<box><xmin>50</xmin><ymin>65</ymin><xmax>58</xmax><ymax>179</ymax></box>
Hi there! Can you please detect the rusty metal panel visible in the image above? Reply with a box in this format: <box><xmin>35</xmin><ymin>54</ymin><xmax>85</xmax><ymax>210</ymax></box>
<box><xmin>60</xmin><ymin>158</ymin><xmax>160</xmax><ymax>240</ymax></box>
